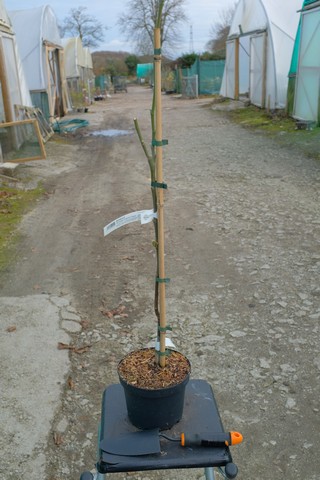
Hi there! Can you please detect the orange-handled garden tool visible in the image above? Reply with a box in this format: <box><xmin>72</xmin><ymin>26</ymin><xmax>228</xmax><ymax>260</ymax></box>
<box><xmin>179</xmin><ymin>431</ymin><xmax>243</xmax><ymax>448</ymax></box>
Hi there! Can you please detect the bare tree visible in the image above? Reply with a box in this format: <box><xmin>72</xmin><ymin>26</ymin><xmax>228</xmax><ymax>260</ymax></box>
<box><xmin>118</xmin><ymin>0</ymin><xmax>188</xmax><ymax>55</ymax></box>
<box><xmin>206</xmin><ymin>3</ymin><xmax>236</xmax><ymax>57</ymax></box>
<box><xmin>60</xmin><ymin>6</ymin><xmax>107</xmax><ymax>48</ymax></box>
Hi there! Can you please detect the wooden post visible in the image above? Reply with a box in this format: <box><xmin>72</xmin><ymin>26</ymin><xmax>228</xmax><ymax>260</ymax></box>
<box><xmin>154</xmin><ymin>27</ymin><xmax>167</xmax><ymax>368</ymax></box>
<box><xmin>234</xmin><ymin>37</ymin><xmax>240</xmax><ymax>100</ymax></box>
<box><xmin>58</xmin><ymin>49</ymin><xmax>68</xmax><ymax>116</ymax></box>
<box><xmin>45</xmin><ymin>45</ymin><xmax>58</xmax><ymax>120</ymax></box>
<box><xmin>261</xmin><ymin>33</ymin><xmax>267</xmax><ymax>109</ymax></box>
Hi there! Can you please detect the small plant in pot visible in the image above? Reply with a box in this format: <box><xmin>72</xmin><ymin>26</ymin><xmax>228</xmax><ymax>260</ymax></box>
<box><xmin>116</xmin><ymin>4</ymin><xmax>191</xmax><ymax>431</ymax></box>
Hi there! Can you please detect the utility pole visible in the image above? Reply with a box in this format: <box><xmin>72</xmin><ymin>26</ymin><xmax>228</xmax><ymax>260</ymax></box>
<box><xmin>189</xmin><ymin>24</ymin><xmax>194</xmax><ymax>52</ymax></box>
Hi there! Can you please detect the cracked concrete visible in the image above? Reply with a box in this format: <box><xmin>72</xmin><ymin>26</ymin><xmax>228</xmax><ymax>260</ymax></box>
<box><xmin>0</xmin><ymin>295</ymin><xmax>71</xmax><ymax>478</ymax></box>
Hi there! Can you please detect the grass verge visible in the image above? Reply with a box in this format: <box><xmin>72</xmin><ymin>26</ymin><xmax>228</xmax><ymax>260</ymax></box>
<box><xmin>219</xmin><ymin>103</ymin><xmax>320</xmax><ymax>161</ymax></box>
<box><xmin>0</xmin><ymin>183</ymin><xmax>44</xmax><ymax>271</ymax></box>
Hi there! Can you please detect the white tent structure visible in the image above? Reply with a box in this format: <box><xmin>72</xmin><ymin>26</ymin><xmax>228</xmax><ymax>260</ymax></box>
<box><xmin>83</xmin><ymin>48</ymin><xmax>94</xmax><ymax>76</ymax></box>
<box><xmin>293</xmin><ymin>0</ymin><xmax>320</xmax><ymax>125</ymax></box>
<box><xmin>0</xmin><ymin>0</ymin><xmax>32</xmax><ymax>123</ymax></box>
<box><xmin>83</xmin><ymin>47</ymin><xmax>94</xmax><ymax>103</ymax></box>
<box><xmin>220</xmin><ymin>0</ymin><xmax>301</xmax><ymax>109</ymax></box>
<box><xmin>63</xmin><ymin>37</ymin><xmax>94</xmax><ymax>104</ymax></box>
<box><xmin>9</xmin><ymin>5</ymin><xmax>69</xmax><ymax>121</ymax></box>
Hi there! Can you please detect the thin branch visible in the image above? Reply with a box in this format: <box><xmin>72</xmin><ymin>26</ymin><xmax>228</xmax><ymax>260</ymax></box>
<box><xmin>133</xmin><ymin>117</ymin><xmax>160</xmax><ymax>325</ymax></box>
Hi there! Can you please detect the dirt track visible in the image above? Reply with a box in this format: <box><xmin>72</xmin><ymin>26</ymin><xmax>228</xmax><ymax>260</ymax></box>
<box><xmin>0</xmin><ymin>86</ymin><xmax>319</xmax><ymax>480</ymax></box>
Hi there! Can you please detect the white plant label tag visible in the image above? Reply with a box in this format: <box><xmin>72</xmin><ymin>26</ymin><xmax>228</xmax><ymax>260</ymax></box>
<box><xmin>103</xmin><ymin>209</ymin><xmax>157</xmax><ymax>236</ymax></box>
<box><xmin>155</xmin><ymin>338</ymin><xmax>176</xmax><ymax>351</ymax></box>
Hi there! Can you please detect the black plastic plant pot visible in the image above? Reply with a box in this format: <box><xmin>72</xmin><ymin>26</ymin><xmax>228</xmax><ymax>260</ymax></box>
<box><xmin>118</xmin><ymin>349</ymin><xmax>191</xmax><ymax>430</ymax></box>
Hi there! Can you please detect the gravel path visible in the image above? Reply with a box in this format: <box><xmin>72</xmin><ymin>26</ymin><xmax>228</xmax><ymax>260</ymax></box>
<box><xmin>0</xmin><ymin>86</ymin><xmax>319</xmax><ymax>480</ymax></box>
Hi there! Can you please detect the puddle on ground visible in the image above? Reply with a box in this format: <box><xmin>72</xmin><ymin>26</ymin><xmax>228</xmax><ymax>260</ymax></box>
<box><xmin>89</xmin><ymin>129</ymin><xmax>133</xmax><ymax>137</ymax></box>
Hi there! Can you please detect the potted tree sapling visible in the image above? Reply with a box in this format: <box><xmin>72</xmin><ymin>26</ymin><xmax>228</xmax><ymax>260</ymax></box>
<box><xmin>116</xmin><ymin>3</ymin><xmax>191</xmax><ymax>431</ymax></box>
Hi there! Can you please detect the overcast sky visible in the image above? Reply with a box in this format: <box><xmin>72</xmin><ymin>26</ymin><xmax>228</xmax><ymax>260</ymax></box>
<box><xmin>5</xmin><ymin>0</ymin><xmax>236</xmax><ymax>54</ymax></box>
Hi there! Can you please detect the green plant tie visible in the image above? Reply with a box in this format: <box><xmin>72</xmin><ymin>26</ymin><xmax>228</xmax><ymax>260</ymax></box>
<box><xmin>158</xmin><ymin>325</ymin><xmax>172</xmax><ymax>333</ymax></box>
<box><xmin>151</xmin><ymin>181</ymin><xmax>167</xmax><ymax>189</ymax></box>
<box><xmin>156</xmin><ymin>277</ymin><xmax>170</xmax><ymax>284</ymax></box>
<box><xmin>152</xmin><ymin>139</ymin><xmax>168</xmax><ymax>147</ymax></box>
<box><xmin>158</xmin><ymin>349</ymin><xmax>171</xmax><ymax>357</ymax></box>
<box><xmin>154</xmin><ymin>48</ymin><xmax>162</xmax><ymax>55</ymax></box>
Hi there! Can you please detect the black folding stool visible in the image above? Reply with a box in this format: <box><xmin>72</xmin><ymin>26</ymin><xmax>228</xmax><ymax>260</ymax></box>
<box><xmin>80</xmin><ymin>379</ymin><xmax>239</xmax><ymax>480</ymax></box>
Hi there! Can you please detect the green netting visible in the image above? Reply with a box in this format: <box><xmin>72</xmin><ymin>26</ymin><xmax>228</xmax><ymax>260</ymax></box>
<box><xmin>180</xmin><ymin>59</ymin><xmax>225</xmax><ymax>95</ymax></box>
<box><xmin>287</xmin><ymin>0</ymin><xmax>319</xmax><ymax>114</ymax></box>
<box><xmin>289</xmin><ymin>0</ymin><xmax>319</xmax><ymax>76</ymax></box>
<box><xmin>53</xmin><ymin>119</ymin><xmax>89</xmax><ymax>133</ymax></box>
<box><xmin>286</xmin><ymin>76</ymin><xmax>296</xmax><ymax>115</ymax></box>
<box><xmin>288</xmin><ymin>0</ymin><xmax>320</xmax><ymax>122</ymax></box>
<box><xmin>287</xmin><ymin>13</ymin><xmax>301</xmax><ymax>114</ymax></box>
<box><xmin>137</xmin><ymin>63</ymin><xmax>154</xmax><ymax>79</ymax></box>
<box><xmin>289</xmin><ymin>22</ymin><xmax>302</xmax><ymax>76</ymax></box>
<box><xmin>95</xmin><ymin>75</ymin><xmax>111</xmax><ymax>91</ymax></box>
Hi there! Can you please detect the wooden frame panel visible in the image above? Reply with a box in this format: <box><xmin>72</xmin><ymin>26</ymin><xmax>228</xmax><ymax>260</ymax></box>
<box><xmin>0</xmin><ymin>118</ymin><xmax>46</xmax><ymax>163</ymax></box>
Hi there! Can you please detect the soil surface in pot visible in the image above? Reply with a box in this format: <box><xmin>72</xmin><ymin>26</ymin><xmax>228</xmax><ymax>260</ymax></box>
<box><xmin>118</xmin><ymin>348</ymin><xmax>191</xmax><ymax>390</ymax></box>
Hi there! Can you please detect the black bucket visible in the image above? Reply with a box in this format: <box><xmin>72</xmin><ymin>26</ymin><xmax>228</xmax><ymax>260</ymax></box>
<box><xmin>118</xmin><ymin>351</ymin><xmax>190</xmax><ymax>430</ymax></box>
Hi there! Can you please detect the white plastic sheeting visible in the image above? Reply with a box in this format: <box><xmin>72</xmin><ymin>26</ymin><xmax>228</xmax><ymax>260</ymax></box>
<box><xmin>9</xmin><ymin>5</ymin><xmax>70</xmax><ymax>120</ymax></box>
<box><xmin>250</xmin><ymin>33</ymin><xmax>266</xmax><ymax>107</ymax></box>
<box><xmin>83</xmin><ymin>47</ymin><xmax>93</xmax><ymax>71</ymax></box>
<box><xmin>63</xmin><ymin>37</ymin><xmax>93</xmax><ymax>79</ymax></box>
<box><xmin>0</xmin><ymin>0</ymin><xmax>10</xmax><ymax>25</ymax></box>
<box><xmin>0</xmin><ymin>0</ymin><xmax>32</xmax><ymax>123</ymax></box>
<box><xmin>294</xmin><ymin>4</ymin><xmax>320</xmax><ymax>122</ymax></box>
<box><xmin>63</xmin><ymin>37</ymin><xmax>94</xmax><ymax>104</ymax></box>
<box><xmin>63</xmin><ymin>37</ymin><xmax>86</xmax><ymax>79</ymax></box>
<box><xmin>9</xmin><ymin>5</ymin><xmax>62</xmax><ymax>92</ymax></box>
<box><xmin>220</xmin><ymin>0</ymin><xmax>301</xmax><ymax>109</ymax></box>
<box><xmin>223</xmin><ymin>41</ymin><xmax>236</xmax><ymax>98</ymax></box>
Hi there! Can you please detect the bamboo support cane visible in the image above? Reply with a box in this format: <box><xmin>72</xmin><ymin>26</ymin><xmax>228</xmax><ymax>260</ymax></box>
<box><xmin>154</xmin><ymin>27</ymin><xmax>167</xmax><ymax>367</ymax></box>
